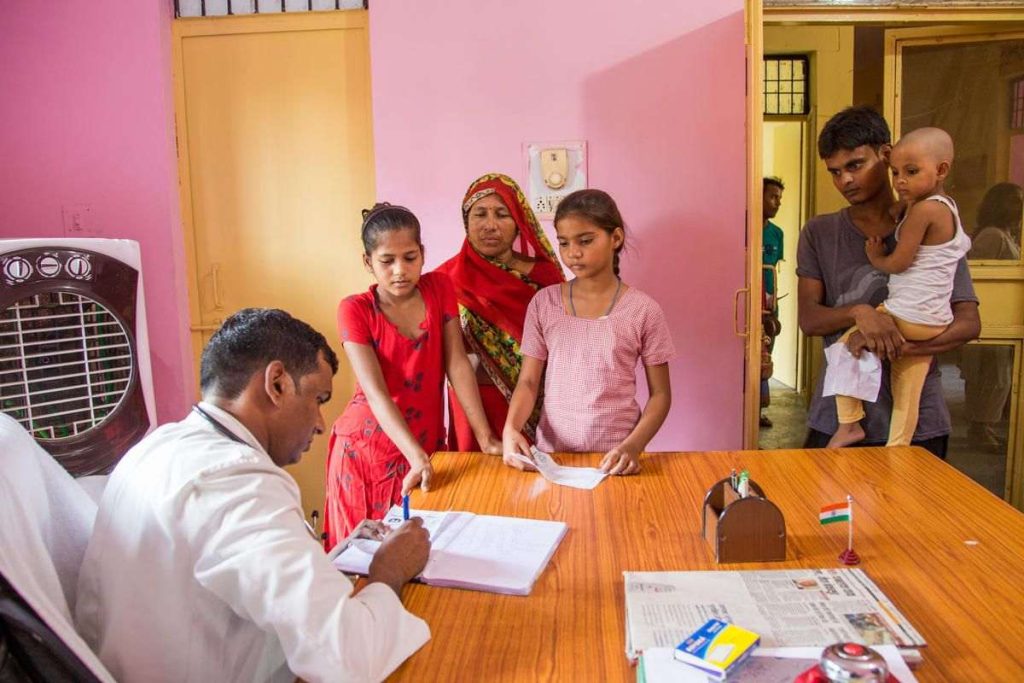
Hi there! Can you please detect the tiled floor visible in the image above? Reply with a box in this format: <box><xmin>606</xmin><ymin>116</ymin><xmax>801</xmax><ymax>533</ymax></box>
<box><xmin>758</xmin><ymin>379</ymin><xmax>808</xmax><ymax>451</ymax></box>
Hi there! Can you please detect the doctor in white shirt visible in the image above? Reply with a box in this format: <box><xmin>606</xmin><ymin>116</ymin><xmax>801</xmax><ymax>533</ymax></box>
<box><xmin>75</xmin><ymin>308</ymin><xmax>431</xmax><ymax>683</ymax></box>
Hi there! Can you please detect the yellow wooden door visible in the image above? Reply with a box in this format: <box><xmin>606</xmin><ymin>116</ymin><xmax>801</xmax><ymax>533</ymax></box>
<box><xmin>886</xmin><ymin>26</ymin><xmax>1024</xmax><ymax>508</ymax></box>
<box><xmin>172</xmin><ymin>12</ymin><xmax>374</xmax><ymax>520</ymax></box>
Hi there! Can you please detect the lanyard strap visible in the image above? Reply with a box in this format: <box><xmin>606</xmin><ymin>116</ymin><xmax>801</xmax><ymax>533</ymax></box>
<box><xmin>191</xmin><ymin>404</ymin><xmax>319</xmax><ymax>541</ymax></box>
<box><xmin>192</xmin><ymin>404</ymin><xmax>248</xmax><ymax>446</ymax></box>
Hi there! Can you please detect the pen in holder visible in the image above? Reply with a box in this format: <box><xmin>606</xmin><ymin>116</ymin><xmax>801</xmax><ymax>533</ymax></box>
<box><xmin>701</xmin><ymin>474</ymin><xmax>786</xmax><ymax>563</ymax></box>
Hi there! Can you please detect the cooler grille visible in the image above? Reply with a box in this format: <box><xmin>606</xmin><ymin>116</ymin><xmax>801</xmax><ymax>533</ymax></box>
<box><xmin>0</xmin><ymin>291</ymin><xmax>134</xmax><ymax>441</ymax></box>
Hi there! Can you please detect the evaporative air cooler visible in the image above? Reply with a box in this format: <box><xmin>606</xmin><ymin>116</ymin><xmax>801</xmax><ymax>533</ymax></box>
<box><xmin>0</xmin><ymin>238</ymin><xmax>156</xmax><ymax>475</ymax></box>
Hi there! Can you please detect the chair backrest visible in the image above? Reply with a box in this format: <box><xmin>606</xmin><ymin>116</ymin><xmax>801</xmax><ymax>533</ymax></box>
<box><xmin>0</xmin><ymin>573</ymin><xmax>102</xmax><ymax>683</ymax></box>
<box><xmin>0</xmin><ymin>414</ymin><xmax>114</xmax><ymax>682</ymax></box>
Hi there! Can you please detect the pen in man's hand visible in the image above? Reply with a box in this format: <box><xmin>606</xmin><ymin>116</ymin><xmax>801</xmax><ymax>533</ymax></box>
<box><xmin>402</xmin><ymin>494</ymin><xmax>410</xmax><ymax>521</ymax></box>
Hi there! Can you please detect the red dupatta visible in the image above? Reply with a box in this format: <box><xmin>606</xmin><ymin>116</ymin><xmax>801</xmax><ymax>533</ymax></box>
<box><xmin>437</xmin><ymin>173</ymin><xmax>563</xmax><ymax>344</ymax></box>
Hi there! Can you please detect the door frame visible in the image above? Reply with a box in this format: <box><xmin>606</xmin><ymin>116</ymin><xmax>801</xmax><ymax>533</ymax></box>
<box><xmin>765</xmin><ymin>5</ymin><xmax>1024</xmax><ymax>24</ymax></box>
<box><xmin>744</xmin><ymin>0</ymin><xmax>765</xmax><ymax>448</ymax></box>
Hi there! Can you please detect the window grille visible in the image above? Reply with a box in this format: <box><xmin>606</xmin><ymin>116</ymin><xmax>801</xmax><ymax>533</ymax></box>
<box><xmin>763</xmin><ymin>55</ymin><xmax>809</xmax><ymax>116</ymax></box>
<box><xmin>175</xmin><ymin>0</ymin><xmax>365</xmax><ymax>17</ymax></box>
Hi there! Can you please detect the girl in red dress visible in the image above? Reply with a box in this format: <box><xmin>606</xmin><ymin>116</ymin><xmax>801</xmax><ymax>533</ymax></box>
<box><xmin>324</xmin><ymin>203</ymin><xmax>502</xmax><ymax>547</ymax></box>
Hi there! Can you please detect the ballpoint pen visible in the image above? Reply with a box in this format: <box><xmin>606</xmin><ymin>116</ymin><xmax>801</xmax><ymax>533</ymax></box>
<box><xmin>402</xmin><ymin>494</ymin><xmax>410</xmax><ymax>521</ymax></box>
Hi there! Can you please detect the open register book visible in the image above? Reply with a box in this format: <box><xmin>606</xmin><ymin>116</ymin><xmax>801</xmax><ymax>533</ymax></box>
<box><xmin>332</xmin><ymin>505</ymin><xmax>567</xmax><ymax>596</ymax></box>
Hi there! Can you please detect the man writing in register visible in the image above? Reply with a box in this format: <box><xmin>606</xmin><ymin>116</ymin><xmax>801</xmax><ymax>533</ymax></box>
<box><xmin>797</xmin><ymin>106</ymin><xmax>979</xmax><ymax>456</ymax></box>
<box><xmin>75</xmin><ymin>309</ymin><xmax>431</xmax><ymax>682</ymax></box>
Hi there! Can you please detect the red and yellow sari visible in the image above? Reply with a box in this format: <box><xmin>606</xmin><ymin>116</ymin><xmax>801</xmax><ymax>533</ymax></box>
<box><xmin>435</xmin><ymin>173</ymin><xmax>564</xmax><ymax>449</ymax></box>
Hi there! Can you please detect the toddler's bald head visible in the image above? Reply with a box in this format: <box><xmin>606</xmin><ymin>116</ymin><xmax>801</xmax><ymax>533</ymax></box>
<box><xmin>893</xmin><ymin>127</ymin><xmax>954</xmax><ymax>165</ymax></box>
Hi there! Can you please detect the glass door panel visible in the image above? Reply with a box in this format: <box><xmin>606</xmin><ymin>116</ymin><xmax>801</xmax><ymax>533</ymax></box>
<box><xmin>888</xmin><ymin>26</ymin><xmax>1024</xmax><ymax>508</ymax></box>
<box><xmin>896</xmin><ymin>33</ymin><xmax>1024</xmax><ymax>264</ymax></box>
<box><xmin>939</xmin><ymin>343</ymin><xmax>1019</xmax><ymax>499</ymax></box>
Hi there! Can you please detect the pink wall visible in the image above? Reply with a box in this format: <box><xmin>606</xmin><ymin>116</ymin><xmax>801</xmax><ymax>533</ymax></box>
<box><xmin>371</xmin><ymin>1</ymin><xmax>748</xmax><ymax>449</ymax></box>
<box><xmin>0</xmin><ymin>1</ymin><xmax>194</xmax><ymax>423</ymax></box>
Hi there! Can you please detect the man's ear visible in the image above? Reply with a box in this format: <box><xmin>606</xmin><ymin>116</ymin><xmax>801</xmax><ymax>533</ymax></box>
<box><xmin>878</xmin><ymin>143</ymin><xmax>892</xmax><ymax>164</ymax></box>
<box><xmin>264</xmin><ymin>360</ymin><xmax>293</xmax><ymax>407</ymax></box>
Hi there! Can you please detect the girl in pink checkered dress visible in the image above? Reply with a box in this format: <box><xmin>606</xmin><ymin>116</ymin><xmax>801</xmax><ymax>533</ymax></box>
<box><xmin>502</xmin><ymin>189</ymin><xmax>675</xmax><ymax>475</ymax></box>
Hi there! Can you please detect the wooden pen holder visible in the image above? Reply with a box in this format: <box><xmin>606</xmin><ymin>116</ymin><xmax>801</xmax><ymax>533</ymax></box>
<box><xmin>701</xmin><ymin>476</ymin><xmax>786</xmax><ymax>563</ymax></box>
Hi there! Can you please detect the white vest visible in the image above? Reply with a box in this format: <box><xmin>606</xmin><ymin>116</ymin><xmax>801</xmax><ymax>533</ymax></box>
<box><xmin>884</xmin><ymin>194</ymin><xmax>972</xmax><ymax>326</ymax></box>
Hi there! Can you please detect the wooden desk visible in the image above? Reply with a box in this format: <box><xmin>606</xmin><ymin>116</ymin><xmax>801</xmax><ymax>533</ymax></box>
<box><xmin>389</xmin><ymin>448</ymin><xmax>1024</xmax><ymax>682</ymax></box>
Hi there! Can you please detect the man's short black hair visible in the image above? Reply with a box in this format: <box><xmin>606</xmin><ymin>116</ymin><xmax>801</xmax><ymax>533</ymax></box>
<box><xmin>764</xmin><ymin>176</ymin><xmax>785</xmax><ymax>192</ymax></box>
<box><xmin>199</xmin><ymin>308</ymin><xmax>339</xmax><ymax>399</ymax></box>
<box><xmin>818</xmin><ymin>106</ymin><xmax>891</xmax><ymax>159</ymax></box>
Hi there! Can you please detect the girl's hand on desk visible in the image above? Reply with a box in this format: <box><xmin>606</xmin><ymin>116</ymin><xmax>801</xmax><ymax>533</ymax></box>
<box><xmin>501</xmin><ymin>427</ymin><xmax>536</xmax><ymax>471</ymax></box>
<box><xmin>601</xmin><ymin>445</ymin><xmax>640</xmax><ymax>476</ymax></box>
<box><xmin>479</xmin><ymin>433</ymin><xmax>503</xmax><ymax>456</ymax></box>
<box><xmin>402</xmin><ymin>456</ymin><xmax>433</xmax><ymax>495</ymax></box>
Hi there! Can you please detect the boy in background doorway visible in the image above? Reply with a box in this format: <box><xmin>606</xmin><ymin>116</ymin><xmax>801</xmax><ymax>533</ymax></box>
<box><xmin>796</xmin><ymin>106</ymin><xmax>979</xmax><ymax>458</ymax></box>
<box><xmin>761</xmin><ymin>177</ymin><xmax>786</xmax><ymax>428</ymax></box>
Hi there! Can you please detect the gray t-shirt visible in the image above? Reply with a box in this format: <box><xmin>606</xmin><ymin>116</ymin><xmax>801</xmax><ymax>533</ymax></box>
<box><xmin>796</xmin><ymin>208</ymin><xmax>978</xmax><ymax>441</ymax></box>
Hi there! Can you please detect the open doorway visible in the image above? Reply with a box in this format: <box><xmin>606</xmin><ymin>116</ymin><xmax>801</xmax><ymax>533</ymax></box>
<box><xmin>759</xmin><ymin>117</ymin><xmax>809</xmax><ymax>449</ymax></box>
<box><xmin>757</xmin><ymin>24</ymin><xmax>855</xmax><ymax>450</ymax></box>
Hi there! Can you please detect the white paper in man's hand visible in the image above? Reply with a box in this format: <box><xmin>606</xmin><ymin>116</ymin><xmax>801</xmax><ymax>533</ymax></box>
<box><xmin>822</xmin><ymin>340</ymin><xmax>882</xmax><ymax>402</ymax></box>
<box><xmin>508</xmin><ymin>447</ymin><xmax>607</xmax><ymax>489</ymax></box>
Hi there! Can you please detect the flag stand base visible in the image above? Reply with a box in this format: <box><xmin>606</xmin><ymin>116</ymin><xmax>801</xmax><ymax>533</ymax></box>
<box><xmin>838</xmin><ymin>548</ymin><xmax>861</xmax><ymax>565</ymax></box>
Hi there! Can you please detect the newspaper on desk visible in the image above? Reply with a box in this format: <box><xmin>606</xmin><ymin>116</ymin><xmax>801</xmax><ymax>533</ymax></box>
<box><xmin>506</xmin><ymin>446</ymin><xmax>607</xmax><ymax>489</ymax></box>
<box><xmin>624</xmin><ymin>569</ymin><xmax>925</xmax><ymax>661</ymax></box>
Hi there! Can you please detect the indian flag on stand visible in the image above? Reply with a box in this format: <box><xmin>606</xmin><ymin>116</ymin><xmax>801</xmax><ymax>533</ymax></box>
<box><xmin>819</xmin><ymin>501</ymin><xmax>851</xmax><ymax>525</ymax></box>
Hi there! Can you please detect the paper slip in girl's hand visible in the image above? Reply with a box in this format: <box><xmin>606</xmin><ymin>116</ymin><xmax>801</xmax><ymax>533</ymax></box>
<box><xmin>507</xmin><ymin>448</ymin><xmax>607</xmax><ymax>490</ymax></box>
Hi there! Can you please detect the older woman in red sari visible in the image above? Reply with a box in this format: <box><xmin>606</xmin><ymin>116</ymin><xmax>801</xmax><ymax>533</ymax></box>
<box><xmin>435</xmin><ymin>173</ymin><xmax>564</xmax><ymax>450</ymax></box>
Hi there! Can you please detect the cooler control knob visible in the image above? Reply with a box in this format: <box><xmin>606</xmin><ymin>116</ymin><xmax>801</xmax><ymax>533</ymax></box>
<box><xmin>3</xmin><ymin>257</ymin><xmax>32</xmax><ymax>283</ymax></box>
<box><xmin>66</xmin><ymin>254</ymin><xmax>92</xmax><ymax>279</ymax></box>
<box><xmin>37</xmin><ymin>254</ymin><xmax>62</xmax><ymax>278</ymax></box>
